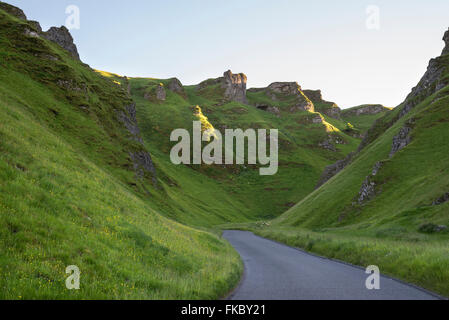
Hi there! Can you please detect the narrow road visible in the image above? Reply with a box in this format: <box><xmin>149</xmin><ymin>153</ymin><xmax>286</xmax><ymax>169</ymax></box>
<box><xmin>223</xmin><ymin>230</ymin><xmax>440</xmax><ymax>300</ymax></box>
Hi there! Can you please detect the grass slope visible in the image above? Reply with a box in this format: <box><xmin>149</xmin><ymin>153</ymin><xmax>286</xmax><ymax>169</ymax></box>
<box><xmin>0</xmin><ymin>6</ymin><xmax>241</xmax><ymax>299</ymax></box>
<box><xmin>0</xmin><ymin>1</ymin><xmax>388</xmax><ymax>300</ymax></box>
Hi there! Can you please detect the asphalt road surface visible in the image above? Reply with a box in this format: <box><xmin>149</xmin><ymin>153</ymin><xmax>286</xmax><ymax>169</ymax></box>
<box><xmin>223</xmin><ymin>230</ymin><xmax>440</xmax><ymax>300</ymax></box>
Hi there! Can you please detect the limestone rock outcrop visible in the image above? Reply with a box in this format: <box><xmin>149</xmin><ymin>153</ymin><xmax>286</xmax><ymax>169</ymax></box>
<box><xmin>196</xmin><ymin>70</ymin><xmax>248</xmax><ymax>104</ymax></box>
<box><xmin>267</xmin><ymin>82</ymin><xmax>301</xmax><ymax>96</ymax></box>
<box><xmin>357</xmin><ymin>162</ymin><xmax>383</xmax><ymax>205</ymax></box>
<box><xmin>28</xmin><ymin>21</ymin><xmax>42</xmax><ymax>33</ymax></box>
<box><xmin>266</xmin><ymin>82</ymin><xmax>314</xmax><ymax>113</ymax></box>
<box><xmin>389</xmin><ymin>126</ymin><xmax>412</xmax><ymax>158</ymax></box>
<box><xmin>343</xmin><ymin>104</ymin><xmax>389</xmax><ymax>117</ymax></box>
<box><xmin>304</xmin><ymin>89</ymin><xmax>341</xmax><ymax>119</ymax></box>
<box><xmin>302</xmin><ymin>89</ymin><xmax>323</xmax><ymax>103</ymax></box>
<box><xmin>117</xmin><ymin>103</ymin><xmax>157</xmax><ymax>184</ymax></box>
<box><xmin>398</xmin><ymin>30</ymin><xmax>449</xmax><ymax>119</ymax></box>
<box><xmin>222</xmin><ymin>70</ymin><xmax>248</xmax><ymax>104</ymax></box>
<box><xmin>44</xmin><ymin>26</ymin><xmax>80</xmax><ymax>61</ymax></box>
<box><xmin>156</xmin><ymin>84</ymin><xmax>166</xmax><ymax>101</ymax></box>
<box><xmin>167</xmin><ymin>78</ymin><xmax>184</xmax><ymax>95</ymax></box>
<box><xmin>315</xmin><ymin>152</ymin><xmax>355</xmax><ymax>189</ymax></box>
<box><xmin>0</xmin><ymin>2</ymin><xmax>27</xmax><ymax>20</ymax></box>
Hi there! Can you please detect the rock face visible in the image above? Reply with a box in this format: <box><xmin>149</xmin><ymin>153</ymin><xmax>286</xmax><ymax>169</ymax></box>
<box><xmin>343</xmin><ymin>104</ymin><xmax>389</xmax><ymax>116</ymax></box>
<box><xmin>303</xmin><ymin>89</ymin><xmax>341</xmax><ymax>119</ymax></box>
<box><xmin>398</xmin><ymin>30</ymin><xmax>449</xmax><ymax>119</ymax></box>
<box><xmin>433</xmin><ymin>192</ymin><xmax>449</xmax><ymax>205</ymax></box>
<box><xmin>1</xmin><ymin>3</ymin><xmax>42</xmax><ymax>36</ymax></box>
<box><xmin>266</xmin><ymin>82</ymin><xmax>314</xmax><ymax>112</ymax></box>
<box><xmin>0</xmin><ymin>2</ymin><xmax>27</xmax><ymax>20</ymax></box>
<box><xmin>323</xmin><ymin>105</ymin><xmax>341</xmax><ymax>119</ymax></box>
<box><xmin>117</xmin><ymin>103</ymin><xmax>143</xmax><ymax>143</ymax></box>
<box><xmin>130</xmin><ymin>151</ymin><xmax>156</xmax><ymax>181</ymax></box>
<box><xmin>28</xmin><ymin>21</ymin><xmax>42</xmax><ymax>33</ymax></box>
<box><xmin>389</xmin><ymin>126</ymin><xmax>412</xmax><ymax>157</ymax></box>
<box><xmin>1</xmin><ymin>3</ymin><xmax>81</xmax><ymax>62</ymax></box>
<box><xmin>442</xmin><ymin>28</ymin><xmax>449</xmax><ymax>55</ymax></box>
<box><xmin>167</xmin><ymin>78</ymin><xmax>184</xmax><ymax>95</ymax></box>
<box><xmin>267</xmin><ymin>82</ymin><xmax>301</xmax><ymax>96</ymax></box>
<box><xmin>222</xmin><ymin>70</ymin><xmax>248</xmax><ymax>104</ymax></box>
<box><xmin>117</xmin><ymin>103</ymin><xmax>157</xmax><ymax>184</ymax></box>
<box><xmin>315</xmin><ymin>152</ymin><xmax>355</xmax><ymax>188</ymax></box>
<box><xmin>156</xmin><ymin>84</ymin><xmax>166</xmax><ymax>101</ymax></box>
<box><xmin>196</xmin><ymin>70</ymin><xmax>248</xmax><ymax>104</ymax></box>
<box><xmin>303</xmin><ymin>89</ymin><xmax>323</xmax><ymax>103</ymax></box>
<box><xmin>357</xmin><ymin>162</ymin><xmax>383</xmax><ymax>205</ymax></box>
<box><xmin>44</xmin><ymin>26</ymin><xmax>80</xmax><ymax>61</ymax></box>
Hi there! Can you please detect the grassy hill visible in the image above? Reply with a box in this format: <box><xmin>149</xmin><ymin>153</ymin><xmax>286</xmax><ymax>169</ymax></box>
<box><xmin>0</xmin><ymin>2</ymin><xmax>372</xmax><ymax>299</ymax></box>
<box><xmin>0</xmin><ymin>3</ymin><xmax>241</xmax><ymax>299</ymax></box>
<box><xmin>2</xmin><ymin>0</ymin><xmax>440</xmax><ymax>300</ymax></box>
<box><xmin>253</xmin><ymin>31</ymin><xmax>449</xmax><ymax>297</ymax></box>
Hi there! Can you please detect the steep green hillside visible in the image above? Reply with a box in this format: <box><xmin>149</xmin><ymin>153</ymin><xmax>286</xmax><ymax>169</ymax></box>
<box><xmin>0</xmin><ymin>1</ymin><xmax>403</xmax><ymax>300</ymax></box>
<box><xmin>255</xmin><ymin>29</ymin><xmax>449</xmax><ymax>296</ymax></box>
<box><xmin>0</xmin><ymin>3</ymin><xmax>241</xmax><ymax>299</ymax></box>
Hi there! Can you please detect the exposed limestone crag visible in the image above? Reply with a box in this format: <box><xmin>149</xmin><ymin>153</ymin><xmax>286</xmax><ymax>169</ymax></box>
<box><xmin>302</xmin><ymin>89</ymin><xmax>323</xmax><ymax>103</ymax></box>
<box><xmin>315</xmin><ymin>152</ymin><xmax>355</xmax><ymax>188</ymax></box>
<box><xmin>357</xmin><ymin>162</ymin><xmax>383</xmax><ymax>205</ymax></box>
<box><xmin>303</xmin><ymin>89</ymin><xmax>341</xmax><ymax>119</ymax></box>
<box><xmin>222</xmin><ymin>70</ymin><xmax>248</xmax><ymax>104</ymax></box>
<box><xmin>266</xmin><ymin>82</ymin><xmax>314</xmax><ymax>113</ymax></box>
<box><xmin>130</xmin><ymin>151</ymin><xmax>157</xmax><ymax>181</ymax></box>
<box><xmin>44</xmin><ymin>26</ymin><xmax>80</xmax><ymax>61</ymax></box>
<box><xmin>389</xmin><ymin>126</ymin><xmax>412</xmax><ymax>158</ymax></box>
<box><xmin>167</xmin><ymin>78</ymin><xmax>185</xmax><ymax>96</ymax></box>
<box><xmin>117</xmin><ymin>103</ymin><xmax>157</xmax><ymax>184</ymax></box>
<box><xmin>0</xmin><ymin>2</ymin><xmax>27</xmax><ymax>20</ymax></box>
<box><xmin>196</xmin><ymin>70</ymin><xmax>248</xmax><ymax>104</ymax></box>
<box><xmin>28</xmin><ymin>21</ymin><xmax>42</xmax><ymax>33</ymax></box>
<box><xmin>1</xmin><ymin>3</ymin><xmax>81</xmax><ymax>61</ymax></box>
<box><xmin>117</xmin><ymin>103</ymin><xmax>143</xmax><ymax>144</ymax></box>
<box><xmin>398</xmin><ymin>29</ymin><xmax>449</xmax><ymax>119</ymax></box>
<box><xmin>156</xmin><ymin>84</ymin><xmax>166</xmax><ymax>101</ymax></box>
<box><xmin>343</xmin><ymin>104</ymin><xmax>389</xmax><ymax>116</ymax></box>
<box><xmin>358</xmin><ymin>29</ymin><xmax>449</xmax><ymax>154</ymax></box>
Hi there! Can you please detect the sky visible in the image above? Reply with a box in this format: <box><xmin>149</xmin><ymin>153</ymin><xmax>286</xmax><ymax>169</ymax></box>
<box><xmin>7</xmin><ymin>0</ymin><xmax>449</xmax><ymax>108</ymax></box>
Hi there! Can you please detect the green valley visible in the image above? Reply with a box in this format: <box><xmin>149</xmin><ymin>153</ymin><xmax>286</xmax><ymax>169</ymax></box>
<box><xmin>0</xmin><ymin>1</ymin><xmax>448</xmax><ymax>300</ymax></box>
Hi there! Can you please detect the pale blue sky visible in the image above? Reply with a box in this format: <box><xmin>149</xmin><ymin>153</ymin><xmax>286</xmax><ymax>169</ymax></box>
<box><xmin>7</xmin><ymin>0</ymin><xmax>449</xmax><ymax>108</ymax></box>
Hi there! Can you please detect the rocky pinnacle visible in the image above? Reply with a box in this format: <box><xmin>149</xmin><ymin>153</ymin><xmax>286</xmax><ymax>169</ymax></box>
<box><xmin>222</xmin><ymin>70</ymin><xmax>248</xmax><ymax>104</ymax></box>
